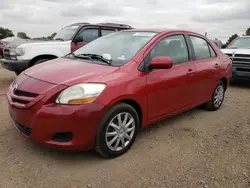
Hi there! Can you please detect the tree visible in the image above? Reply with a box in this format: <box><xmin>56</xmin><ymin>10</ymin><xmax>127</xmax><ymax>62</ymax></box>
<box><xmin>245</xmin><ymin>27</ymin><xmax>250</xmax><ymax>36</ymax></box>
<box><xmin>226</xmin><ymin>34</ymin><xmax>239</xmax><ymax>44</ymax></box>
<box><xmin>17</xmin><ymin>32</ymin><xmax>30</xmax><ymax>39</ymax></box>
<box><xmin>0</xmin><ymin>27</ymin><xmax>14</xmax><ymax>40</ymax></box>
<box><xmin>47</xmin><ymin>32</ymin><xmax>57</xmax><ymax>40</ymax></box>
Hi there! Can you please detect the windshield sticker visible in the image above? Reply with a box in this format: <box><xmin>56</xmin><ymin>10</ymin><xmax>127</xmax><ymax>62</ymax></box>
<box><xmin>117</xmin><ymin>55</ymin><xmax>126</xmax><ymax>60</ymax></box>
<box><xmin>133</xmin><ymin>32</ymin><xmax>156</xmax><ymax>37</ymax></box>
<box><xmin>102</xmin><ymin>53</ymin><xmax>112</xmax><ymax>61</ymax></box>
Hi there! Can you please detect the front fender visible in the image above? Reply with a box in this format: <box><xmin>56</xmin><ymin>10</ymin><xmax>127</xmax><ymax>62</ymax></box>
<box><xmin>19</xmin><ymin>48</ymin><xmax>64</xmax><ymax>60</ymax></box>
<box><xmin>17</xmin><ymin>41</ymin><xmax>71</xmax><ymax>60</ymax></box>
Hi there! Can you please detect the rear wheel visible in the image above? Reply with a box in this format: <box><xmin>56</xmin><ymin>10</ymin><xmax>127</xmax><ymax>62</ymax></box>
<box><xmin>95</xmin><ymin>103</ymin><xmax>140</xmax><ymax>158</ymax></box>
<box><xmin>204</xmin><ymin>81</ymin><xmax>225</xmax><ymax>111</ymax></box>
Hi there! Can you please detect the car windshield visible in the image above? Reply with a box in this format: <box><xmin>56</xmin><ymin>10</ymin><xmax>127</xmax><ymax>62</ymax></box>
<box><xmin>73</xmin><ymin>31</ymin><xmax>158</xmax><ymax>66</ymax></box>
<box><xmin>54</xmin><ymin>25</ymin><xmax>80</xmax><ymax>41</ymax></box>
<box><xmin>229</xmin><ymin>38</ymin><xmax>250</xmax><ymax>49</ymax></box>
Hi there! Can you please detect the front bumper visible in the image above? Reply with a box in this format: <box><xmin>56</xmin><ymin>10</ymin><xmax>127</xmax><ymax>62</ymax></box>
<box><xmin>8</xmin><ymin>101</ymin><xmax>107</xmax><ymax>151</ymax></box>
<box><xmin>7</xmin><ymin>77</ymin><xmax>108</xmax><ymax>151</ymax></box>
<box><xmin>0</xmin><ymin>58</ymin><xmax>30</xmax><ymax>73</ymax></box>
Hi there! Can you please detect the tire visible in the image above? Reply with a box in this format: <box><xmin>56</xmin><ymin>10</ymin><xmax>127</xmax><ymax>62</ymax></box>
<box><xmin>32</xmin><ymin>58</ymin><xmax>50</xmax><ymax>66</ymax></box>
<box><xmin>204</xmin><ymin>81</ymin><xmax>225</xmax><ymax>111</ymax></box>
<box><xmin>95</xmin><ymin>103</ymin><xmax>140</xmax><ymax>158</ymax></box>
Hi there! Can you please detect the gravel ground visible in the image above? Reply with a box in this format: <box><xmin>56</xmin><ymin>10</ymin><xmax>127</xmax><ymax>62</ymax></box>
<box><xmin>0</xmin><ymin>67</ymin><xmax>249</xmax><ymax>188</ymax></box>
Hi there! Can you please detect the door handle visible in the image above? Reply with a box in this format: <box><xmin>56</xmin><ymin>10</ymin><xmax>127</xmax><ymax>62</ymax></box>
<box><xmin>215</xmin><ymin>63</ymin><xmax>220</xmax><ymax>68</ymax></box>
<box><xmin>187</xmin><ymin>69</ymin><xmax>195</xmax><ymax>75</ymax></box>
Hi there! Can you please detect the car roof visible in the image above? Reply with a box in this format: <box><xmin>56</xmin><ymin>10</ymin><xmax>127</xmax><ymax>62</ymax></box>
<box><xmin>67</xmin><ymin>22</ymin><xmax>133</xmax><ymax>29</ymax></box>
<box><xmin>121</xmin><ymin>28</ymin><xmax>204</xmax><ymax>36</ymax></box>
<box><xmin>237</xmin><ymin>36</ymin><xmax>250</xmax><ymax>38</ymax></box>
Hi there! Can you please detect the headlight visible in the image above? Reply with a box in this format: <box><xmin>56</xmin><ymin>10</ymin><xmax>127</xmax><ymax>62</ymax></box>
<box><xmin>56</xmin><ymin>83</ymin><xmax>106</xmax><ymax>104</ymax></box>
<box><xmin>15</xmin><ymin>48</ymin><xmax>25</xmax><ymax>56</ymax></box>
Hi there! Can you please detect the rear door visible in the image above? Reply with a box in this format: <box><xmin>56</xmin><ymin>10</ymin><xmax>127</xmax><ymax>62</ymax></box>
<box><xmin>145</xmin><ymin>34</ymin><xmax>197</xmax><ymax>121</ymax></box>
<box><xmin>71</xmin><ymin>27</ymin><xmax>99</xmax><ymax>52</ymax></box>
<box><xmin>189</xmin><ymin>35</ymin><xmax>222</xmax><ymax>103</ymax></box>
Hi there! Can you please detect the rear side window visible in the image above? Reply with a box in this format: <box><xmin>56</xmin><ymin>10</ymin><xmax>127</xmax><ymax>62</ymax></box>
<box><xmin>101</xmin><ymin>29</ymin><xmax>116</xmax><ymax>36</ymax></box>
<box><xmin>208</xmin><ymin>44</ymin><xmax>216</xmax><ymax>57</ymax></box>
<box><xmin>190</xmin><ymin>36</ymin><xmax>211</xmax><ymax>60</ymax></box>
<box><xmin>77</xmin><ymin>28</ymin><xmax>99</xmax><ymax>43</ymax></box>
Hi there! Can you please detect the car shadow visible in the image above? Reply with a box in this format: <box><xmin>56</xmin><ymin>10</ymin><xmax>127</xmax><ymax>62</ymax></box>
<box><xmin>20</xmin><ymin>107</ymin><xmax>203</xmax><ymax>163</ymax></box>
<box><xmin>230</xmin><ymin>79</ymin><xmax>250</xmax><ymax>89</ymax></box>
<box><xmin>39</xmin><ymin>107</ymin><xmax>203</xmax><ymax>161</ymax></box>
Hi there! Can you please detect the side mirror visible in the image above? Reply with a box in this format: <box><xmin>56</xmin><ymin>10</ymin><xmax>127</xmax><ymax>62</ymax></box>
<box><xmin>149</xmin><ymin>56</ymin><xmax>174</xmax><ymax>69</ymax></box>
<box><xmin>72</xmin><ymin>35</ymin><xmax>83</xmax><ymax>43</ymax></box>
<box><xmin>221</xmin><ymin>44</ymin><xmax>227</xmax><ymax>49</ymax></box>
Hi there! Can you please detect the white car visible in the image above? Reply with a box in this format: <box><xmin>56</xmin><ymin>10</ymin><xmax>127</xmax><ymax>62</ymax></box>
<box><xmin>0</xmin><ymin>22</ymin><xmax>132</xmax><ymax>75</ymax></box>
<box><xmin>221</xmin><ymin>36</ymin><xmax>250</xmax><ymax>80</ymax></box>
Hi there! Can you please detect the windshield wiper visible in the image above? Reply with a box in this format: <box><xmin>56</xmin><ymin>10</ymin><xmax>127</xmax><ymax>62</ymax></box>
<box><xmin>70</xmin><ymin>53</ymin><xmax>92</xmax><ymax>60</ymax></box>
<box><xmin>74</xmin><ymin>53</ymin><xmax>112</xmax><ymax>65</ymax></box>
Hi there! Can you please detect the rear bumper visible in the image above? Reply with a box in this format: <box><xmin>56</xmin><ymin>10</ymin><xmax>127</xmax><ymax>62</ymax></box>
<box><xmin>0</xmin><ymin>58</ymin><xmax>30</xmax><ymax>73</ymax></box>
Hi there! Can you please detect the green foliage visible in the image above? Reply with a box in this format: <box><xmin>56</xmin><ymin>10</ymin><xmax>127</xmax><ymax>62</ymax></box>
<box><xmin>17</xmin><ymin>32</ymin><xmax>30</xmax><ymax>39</ymax></box>
<box><xmin>246</xmin><ymin>27</ymin><xmax>250</xmax><ymax>36</ymax></box>
<box><xmin>226</xmin><ymin>34</ymin><xmax>239</xmax><ymax>45</ymax></box>
<box><xmin>47</xmin><ymin>32</ymin><xmax>57</xmax><ymax>40</ymax></box>
<box><xmin>0</xmin><ymin>27</ymin><xmax>14</xmax><ymax>39</ymax></box>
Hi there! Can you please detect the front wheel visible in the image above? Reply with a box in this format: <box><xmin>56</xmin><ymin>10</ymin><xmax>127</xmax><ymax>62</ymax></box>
<box><xmin>95</xmin><ymin>103</ymin><xmax>140</xmax><ymax>158</ymax></box>
<box><xmin>14</xmin><ymin>71</ymin><xmax>22</xmax><ymax>75</ymax></box>
<box><xmin>32</xmin><ymin>58</ymin><xmax>50</xmax><ymax>66</ymax></box>
<box><xmin>204</xmin><ymin>81</ymin><xmax>225</xmax><ymax>111</ymax></box>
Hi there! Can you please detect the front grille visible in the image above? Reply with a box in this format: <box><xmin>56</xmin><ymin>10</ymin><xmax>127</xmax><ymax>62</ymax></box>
<box><xmin>233</xmin><ymin>54</ymin><xmax>250</xmax><ymax>64</ymax></box>
<box><xmin>14</xmin><ymin>120</ymin><xmax>32</xmax><ymax>136</ymax></box>
<box><xmin>14</xmin><ymin>89</ymin><xmax>39</xmax><ymax>98</ymax></box>
<box><xmin>225</xmin><ymin>53</ymin><xmax>250</xmax><ymax>66</ymax></box>
<box><xmin>11</xmin><ymin>98</ymin><xmax>29</xmax><ymax>104</ymax></box>
<box><xmin>3</xmin><ymin>48</ymin><xmax>10</xmax><ymax>59</ymax></box>
<box><xmin>235</xmin><ymin>54</ymin><xmax>250</xmax><ymax>58</ymax></box>
<box><xmin>10</xmin><ymin>88</ymin><xmax>39</xmax><ymax>106</ymax></box>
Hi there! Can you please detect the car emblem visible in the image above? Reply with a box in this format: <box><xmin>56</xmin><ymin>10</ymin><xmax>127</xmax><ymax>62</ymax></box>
<box><xmin>12</xmin><ymin>84</ymin><xmax>18</xmax><ymax>92</ymax></box>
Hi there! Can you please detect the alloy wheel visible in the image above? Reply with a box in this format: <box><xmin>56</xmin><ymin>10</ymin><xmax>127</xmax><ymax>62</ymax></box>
<box><xmin>105</xmin><ymin>112</ymin><xmax>135</xmax><ymax>152</ymax></box>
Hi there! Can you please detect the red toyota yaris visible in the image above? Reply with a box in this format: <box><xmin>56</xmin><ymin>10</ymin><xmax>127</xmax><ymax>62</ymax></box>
<box><xmin>7</xmin><ymin>29</ymin><xmax>232</xmax><ymax>158</ymax></box>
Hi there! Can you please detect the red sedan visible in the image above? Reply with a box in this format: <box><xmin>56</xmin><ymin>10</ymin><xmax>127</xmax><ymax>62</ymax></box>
<box><xmin>7</xmin><ymin>29</ymin><xmax>232</xmax><ymax>158</ymax></box>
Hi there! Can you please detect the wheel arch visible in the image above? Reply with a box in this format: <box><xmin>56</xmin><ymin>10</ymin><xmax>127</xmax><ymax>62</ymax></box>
<box><xmin>29</xmin><ymin>54</ymin><xmax>58</xmax><ymax>67</ymax></box>
<box><xmin>108</xmin><ymin>98</ymin><xmax>144</xmax><ymax>128</ymax></box>
<box><xmin>220</xmin><ymin>77</ymin><xmax>228</xmax><ymax>90</ymax></box>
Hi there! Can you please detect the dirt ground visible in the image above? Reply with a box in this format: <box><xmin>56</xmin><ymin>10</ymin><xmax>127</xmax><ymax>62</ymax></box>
<box><xmin>0</xmin><ymin>67</ymin><xmax>249</xmax><ymax>188</ymax></box>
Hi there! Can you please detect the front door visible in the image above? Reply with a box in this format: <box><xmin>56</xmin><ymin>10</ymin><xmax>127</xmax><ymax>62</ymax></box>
<box><xmin>71</xmin><ymin>27</ymin><xmax>99</xmax><ymax>52</ymax></box>
<box><xmin>145</xmin><ymin>34</ymin><xmax>197</xmax><ymax>121</ymax></box>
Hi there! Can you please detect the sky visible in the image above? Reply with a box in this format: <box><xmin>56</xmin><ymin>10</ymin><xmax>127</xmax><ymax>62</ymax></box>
<box><xmin>0</xmin><ymin>0</ymin><xmax>249</xmax><ymax>43</ymax></box>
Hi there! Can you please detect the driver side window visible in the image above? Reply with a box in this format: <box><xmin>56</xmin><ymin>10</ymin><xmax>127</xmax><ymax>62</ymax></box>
<box><xmin>75</xmin><ymin>28</ymin><xmax>99</xmax><ymax>43</ymax></box>
<box><xmin>146</xmin><ymin>35</ymin><xmax>189</xmax><ymax>67</ymax></box>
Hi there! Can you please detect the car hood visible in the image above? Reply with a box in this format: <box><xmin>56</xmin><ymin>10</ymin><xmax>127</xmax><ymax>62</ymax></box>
<box><xmin>19</xmin><ymin>40</ymin><xmax>71</xmax><ymax>49</ymax></box>
<box><xmin>221</xmin><ymin>48</ymin><xmax>250</xmax><ymax>54</ymax></box>
<box><xmin>24</xmin><ymin>58</ymin><xmax>120</xmax><ymax>86</ymax></box>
